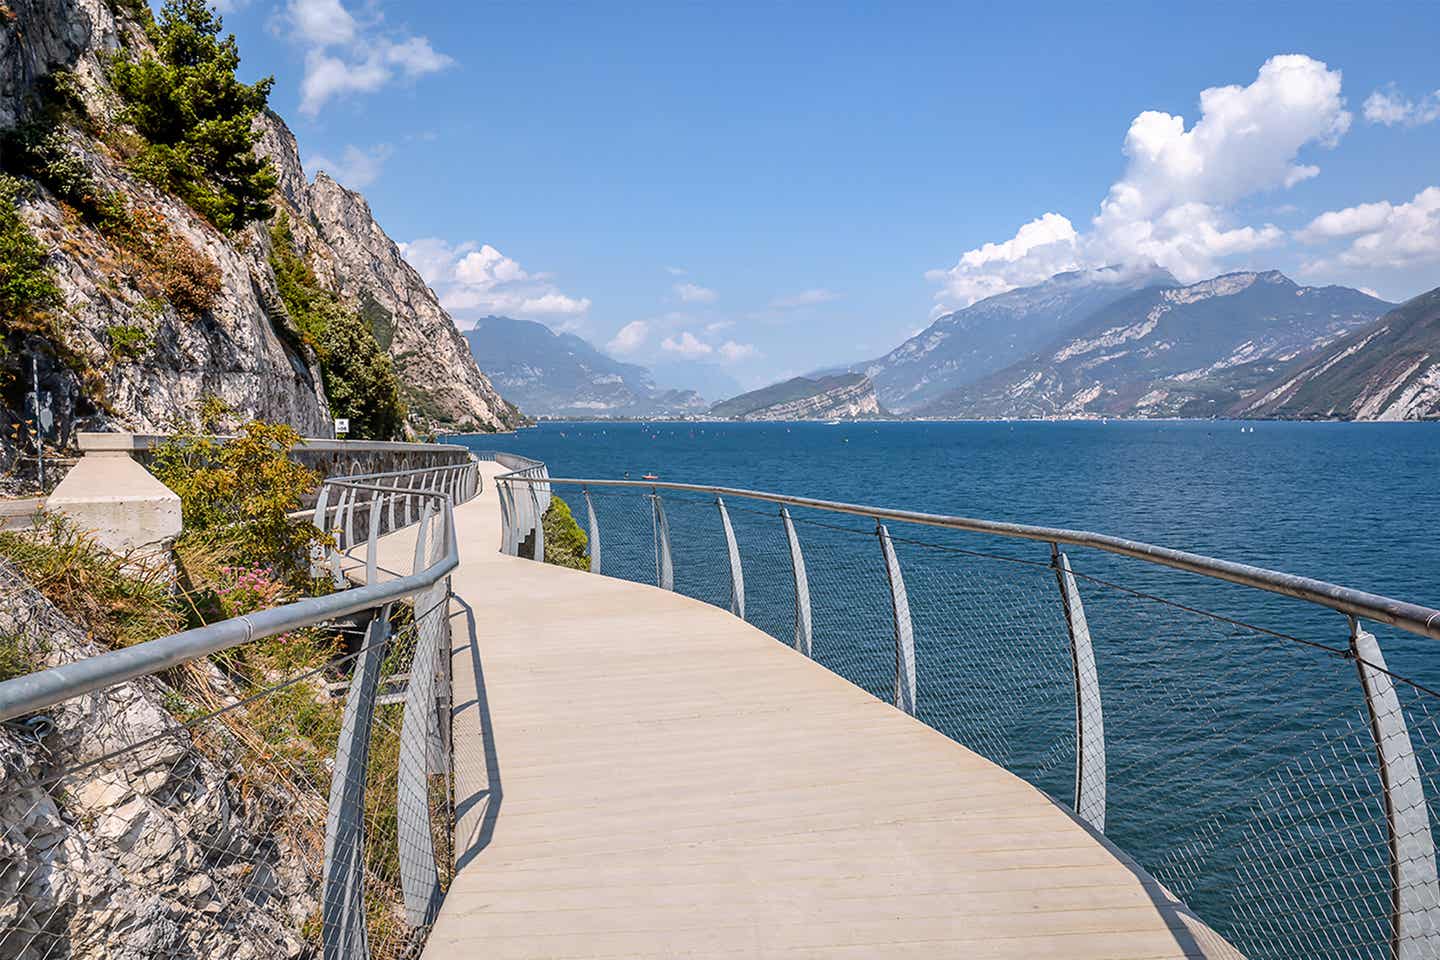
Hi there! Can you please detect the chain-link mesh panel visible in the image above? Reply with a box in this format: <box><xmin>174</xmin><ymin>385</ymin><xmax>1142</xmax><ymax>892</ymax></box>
<box><xmin>0</xmin><ymin>600</ymin><xmax>453</xmax><ymax>960</ymax></box>
<box><xmin>522</xmin><ymin>481</ymin><xmax>1440</xmax><ymax>960</ymax></box>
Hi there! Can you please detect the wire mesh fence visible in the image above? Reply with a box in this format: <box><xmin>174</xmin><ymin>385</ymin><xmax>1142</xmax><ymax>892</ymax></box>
<box><xmin>503</xmin><ymin>474</ymin><xmax>1440</xmax><ymax>960</ymax></box>
<box><xmin>0</xmin><ymin>465</ymin><xmax>468</xmax><ymax>960</ymax></box>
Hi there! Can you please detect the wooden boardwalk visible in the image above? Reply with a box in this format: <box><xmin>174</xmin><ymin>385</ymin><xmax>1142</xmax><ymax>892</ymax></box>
<box><xmin>387</xmin><ymin>462</ymin><xmax>1240</xmax><ymax>959</ymax></box>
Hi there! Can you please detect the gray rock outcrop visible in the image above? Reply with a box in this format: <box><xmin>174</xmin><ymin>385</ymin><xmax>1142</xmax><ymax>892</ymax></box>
<box><xmin>0</xmin><ymin>564</ymin><xmax>319</xmax><ymax>959</ymax></box>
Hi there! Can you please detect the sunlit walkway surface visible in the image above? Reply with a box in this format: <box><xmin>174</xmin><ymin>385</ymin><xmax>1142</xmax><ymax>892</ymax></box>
<box><xmin>374</xmin><ymin>462</ymin><xmax>1239</xmax><ymax>959</ymax></box>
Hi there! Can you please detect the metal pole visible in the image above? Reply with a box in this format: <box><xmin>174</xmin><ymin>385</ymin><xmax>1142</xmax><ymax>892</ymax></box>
<box><xmin>781</xmin><ymin>508</ymin><xmax>812</xmax><ymax>657</ymax></box>
<box><xmin>1351</xmin><ymin>619</ymin><xmax>1440</xmax><ymax>959</ymax></box>
<box><xmin>717</xmin><ymin>496</ymin><xmax>745</xmax><ymax>619</ymax></box>
<box><xmin>1052</xmin><ymin>544</ymin><xmax>1107</xmax><ymax>832</ymax></box>
<box><xmin>877</xmin><ymin>522</ymin><xmax>917</xmax><ymax>716</ymax></box>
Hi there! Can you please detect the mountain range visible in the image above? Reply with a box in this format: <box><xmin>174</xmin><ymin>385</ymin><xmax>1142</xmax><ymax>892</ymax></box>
<box><xmin>851</xmin><ymin>264</ymin><xmax>1179</xmax><ymax>412</ymax></box>
<box><xmin>463</xmin><ymin>316</ymin><xmax>706</xmax><ymax>418</ymax></box>
<box><xmin>1234</xmin><ymin>288</ymin><xmax>1440</xmax><ymax>421</ymax></box>
<box><xmin>710</xmin><ymin>373</ymin><xmax>882</xmax><ymax>420</ymax></box>
<box><xmin>920</xmin><ymin>271</ymin><xmax>1394</xmax><ymax>419</ymax></box>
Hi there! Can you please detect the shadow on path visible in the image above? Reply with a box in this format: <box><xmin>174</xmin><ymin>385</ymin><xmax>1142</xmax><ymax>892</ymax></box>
<box><xmin>449</xmin><ymin>595</ymin><xmax>502</xmax><ymax>872</ymax></box>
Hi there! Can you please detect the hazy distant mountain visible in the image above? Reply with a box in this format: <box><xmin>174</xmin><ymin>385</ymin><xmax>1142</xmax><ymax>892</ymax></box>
<box><xmin>463</xmin><ymin>316</ymin><xmax>706</xmax><ymax>418</ymax></box>
<box><xmin>711</xmin><ymin>374</ymin><xmax>883</xmax><ymax>420</ymax></box>
<box><xmin>855</xmin><ymin>265</ymin><xmax>1179</xmax><ymax>412</ymax></box>
<box><xmin>1235</xmin><ymin>287</ymin><xmax>1440</xmax><ymax>421</ymax></box>
<box><xmin>920</xmin><ymin>271</ymin><xmax>1393</xmax><ymax>419</ymax></box>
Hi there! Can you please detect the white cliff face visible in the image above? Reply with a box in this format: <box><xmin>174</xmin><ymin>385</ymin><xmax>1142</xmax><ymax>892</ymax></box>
<box><xmin>1</xmin><ymin>1</ymin><xmax>520</xmax><ymax>453</ymax></box>
<box><xmin>2</xmin><ymin>1</ymin><xmax>333</xmax><ymax>444</ymax></box>
<box><xmin>732</xmin><ymin>376</ymin><xmax>882</xmax><ymax>421</ymax></box>
<box><xmin>255</xmin><ymin>119</ymin><xmax>519</xmax><ymax>432</ymax></box>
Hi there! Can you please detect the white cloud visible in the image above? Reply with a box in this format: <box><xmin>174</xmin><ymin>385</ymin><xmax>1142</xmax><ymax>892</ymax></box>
<box><xmin>1363</xmin><ymin>85</ymin><xmax>1440</xmax><ymax>127</ymax></box>
<box><xmin>718</xmin><ymin>341</ymin><xmax>759</xmax><ymax>363</ymax></box>
<box><xmin>664</xmin><ymin>266</ymin><xmax>688</xmax><ymax>276</ymax></box>
<box><xmin>929</xmin><ymin>55</ymin><xmax>1352</xmax><ymax>309</ymax></box>
<box><xmin>607</xmin><ymin>321</ymin><xmax>649</xmax><ymax>354</ymax></box>
<box><xmin>455</xmin><ymin>244</ymin><xmax>528</xmax><ymax>286</ymax></box>
<box><xmin>287</xmin><ymin>0</ymin><xmax>357</xmax><ymax>46</ymax></box>
<box><xmin>305</xmin><ymin>143</ymin><xmax>392</xmax><ymax>188</ymax></box>
<box><xmin>1299</xmin><ymin>186</ymin><xmax>1440</xmax><ymax>273</ymax></box>
<box><xmin>770</xmin><ymin>288</ymin><xmax>841</xmax><ymax>309</ymax></box>
<box><xmin>926</xmin><ymin>212</ymin><xmax>1082</xmax><ymax>307</ymax></box>
<box><xmin>283</xmin><ymin>0</ymin><xmax>454</xmax><ymax>116</ymax></box>
<box><xmin>661</xmin><ymin>332</ymin><xmax>713</xmax><ymax>357</ymax></box>
<box><xmin>674</xmin><ymin>282</ymin><xmax>718</xmax><ymax>303</ymax></box>
<box><xmin>398</xmin><ymin>237</ymin><xmax>591</xmax><ymax>322</ymax></box>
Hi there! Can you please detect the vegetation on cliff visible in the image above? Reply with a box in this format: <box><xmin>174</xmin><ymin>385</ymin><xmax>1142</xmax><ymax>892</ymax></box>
<box><xmin>111</xmin><ymin>0</ymin><xmax>278</xmax><ymax>232</ymax></box>
<box><xmin>270</xmin><ymin>214</ymin><xmax>406</xmax><ymax>440</ymax></box>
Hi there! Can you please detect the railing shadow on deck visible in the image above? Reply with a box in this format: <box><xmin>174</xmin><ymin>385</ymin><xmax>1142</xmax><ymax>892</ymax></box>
<box><xmin>450</xmin><ymin>595</ymin><xmax>503</xmax><ymax>872</ymax></box>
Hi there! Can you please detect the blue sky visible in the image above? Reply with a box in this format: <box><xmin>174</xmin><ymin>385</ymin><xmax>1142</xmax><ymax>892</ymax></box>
<box><xmin>214</xmin><ymin>0</ymin><xmax>1440</xmax><ymax>391</ymax></box>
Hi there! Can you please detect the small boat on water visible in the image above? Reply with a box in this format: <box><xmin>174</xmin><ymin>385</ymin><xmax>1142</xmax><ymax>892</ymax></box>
<box><xmin>642</xmin><ymin>473</ymin><xmax>659</xmax><ymax>481</ymax></box>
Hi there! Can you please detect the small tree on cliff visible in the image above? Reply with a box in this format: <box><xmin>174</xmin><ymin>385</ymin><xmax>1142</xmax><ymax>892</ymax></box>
<box><xmin>111</xmin><ymin>0</ymin><xmax>278</xmax><ymax>231</ymax></box>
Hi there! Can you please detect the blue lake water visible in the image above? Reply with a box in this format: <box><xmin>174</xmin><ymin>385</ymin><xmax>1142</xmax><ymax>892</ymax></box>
<box><xmin>457</xmin><ymin>420</ymin><xmax>1440</xmax><ymax>958</ymax></box>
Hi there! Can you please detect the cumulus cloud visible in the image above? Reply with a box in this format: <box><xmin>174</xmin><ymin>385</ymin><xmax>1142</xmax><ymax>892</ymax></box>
<box><xmin>674</xmin><ymin>282</ymin><xmax>718</xmax><ymax>304</ymax></box>
<box><xmin>397</xmin><ymin>238</ymin><xmax>591</xmax><ymax>321</ymax></box>
<box><xmin>929</xmin><ymin>55</ymin><xmax>1352</xmax><ymax>309</ymax></box>
<box><xmin>770</xmin><ymin>288</ymin><xmax>841</xmax><ymax>309</ymax></box>
<box><xmin>1299</xmin><ymin>186</ymin><xmax>1440</xmax><ymax>273</ymax></box>
<box><xmin>282</xmin><ymin>0</ymin><xmax>454</xmax><ymax>116</ymax></box>
<box><xmin>718</xmin><ymin>341</ymin><xmax>760</xmax><ymax>363</ymax></box>
<box><xmin>1363</xmin><ymin>85</ymin><xmax>1440</xmax><ymax>127</ymax></box>
<box><xmin>305</xmin><ymin>143</ymin><xmax>392</xmax><ymax>188</ymax></box>
<box><xmin>607</xmin><ymin>320</ymin><xmax>649</xmax><ymax>354</ymax></box>
<box><xmin>661</xmin><ymin>332</ymin><xmax>713</xmax><ymax>357</ymax></box>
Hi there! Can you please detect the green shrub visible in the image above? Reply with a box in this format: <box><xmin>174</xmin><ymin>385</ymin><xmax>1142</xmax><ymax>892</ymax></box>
<box><xmin>542</xmin><ymin>496</ymin><xmax>590</xmax><ymax>571</ymax></box>
<box><xmin>151</xmin><ymin>419</ymin><xmax>325</xmax><ymax>580</ymax></box>
<box><xmin>317</xmin><ymin>307</ymin><xmax>406</xmax><ymax>442</ymax></box>
<box><xmin>0</xmin><ymin>514</ymin><xmax>182</xmax><ymax>648</ymax></box>
<box><xmin>0</xmin><ymin>175</ymin><xmax>62</xmax><ymax>328</ymax></box>
<box><xmin>0</xmin><ymin>633</ymin><xmax>43</xmax><ymax>683</ymax></box>
<box><xmin>110</xmin><ymin>0</ymin><xmax>277</xmax><ymax>231</ymax></box>
<box><xmin>269</xmin><ymin>214</ymin><xmax>406</xmax><ymax>439</ymax></box>
<box><xmin>104</xmin><ymin>322</ymin><xmax>151</xmax><ymax>361</ymax></box>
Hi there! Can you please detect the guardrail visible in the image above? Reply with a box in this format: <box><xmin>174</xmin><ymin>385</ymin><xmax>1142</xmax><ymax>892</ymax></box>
<box><xmin>0</xmin><ymin>458</ymin><xmax>480</xmax><ymax>960</ymax></box>
<box><xmin>496</xmin><ymin>465</ymin><xmax>1440</xmax><ymax>960</ymax></box>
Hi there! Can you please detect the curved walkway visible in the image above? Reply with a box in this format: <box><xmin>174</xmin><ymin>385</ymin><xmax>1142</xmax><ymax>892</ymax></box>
<box><xmin>395</xmin><ymin>462</ymin><xmax>1239</xmax><ymax>959</ymax></box>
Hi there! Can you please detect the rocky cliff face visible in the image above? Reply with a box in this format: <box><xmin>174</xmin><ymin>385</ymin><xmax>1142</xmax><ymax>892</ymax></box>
<box><xmin>1</xmin><ymin>0</ymin><xmax>332</xmax><ymax>451</ymax></box>
<box><xmin>256</xmin><ymin>118</ymin><xmax>520</xmax><ymax>431</ymax></box>
<box><xmin>0</xmin><ymin>0</ymin><xmax>519</xmax><ymax>463</ymax></box>
<box><xmin>1235</xmin><ymin>288</ymin><xmax>1440</xmax><ymax>421</ymax></box>
<box><xmin>0</xmin><ymin>563</ymin><xmax>317</xmax><ymax>959</ymax></box>
<box><xmin>711</xmin><ymin>373</ymin><xmax>882</xmax><ymax>421</ymax></box>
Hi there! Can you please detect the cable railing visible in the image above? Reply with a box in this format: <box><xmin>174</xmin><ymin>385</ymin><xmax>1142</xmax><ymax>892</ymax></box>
<box><xmin>0</xmin><ymin>459</ymin><xmax>480</xmax><ymax>960</ymax></box>
<box><xmin>496</xmin><ymin>465</ymin><xmax>1440</xmax><ymax>960</ymax></box>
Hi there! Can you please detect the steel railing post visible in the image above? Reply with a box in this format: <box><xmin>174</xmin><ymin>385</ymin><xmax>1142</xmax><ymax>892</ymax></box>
<box><xmin>529</xmin><ymin>481</ymin><xmax>545</xmax><ymax>562</ymax></box>
<box><xmin>877</xmin><ymin>522</ymin><xmax>916</xmax><ymax>716</ymax></box>
<box><xmin>1351</xmin><ymin>619</ymin><xmax>1440</xmax><ymax>959</ymax></box>
<box><xmin>312</xmin><ymin>483</ymin><xmax>333</xmax><ymax>580</ymax></box>
<box><xmin>651</xmin><ymin>491</ymin><xmax>673</xmax><ymax>591</ymax></box>
<box><xmin>1052</xmin><ymin>545</ymin><xmax>1107</xmax><ymax>833</ymax></box>
<box><xmin>781</xmin><ymin>508</ymin><xmax>812</xmax><ymax>657</ymax></box>
<box><xmin>322</xmin><ymin>603</ymin><xmax>392</xmax><ymax>960</ymax></box>
<box><xmin>717</xmin><ymin>496</ymin><xmax>745</xmax><ymax>619</ymax></box>
<box><xmin>365</xmin><ymin>490</ymin><xmax>383</xmax><ymax>586</ymax></box>
<box><xmin>397</xmin><ymin>578</ymin><xmax>446</xmax><ymax>927</ymax></box>
<box><xmin>584</xmin><ymin>486</ymin><xmax>601</xmax><ymax>574</ymax></box>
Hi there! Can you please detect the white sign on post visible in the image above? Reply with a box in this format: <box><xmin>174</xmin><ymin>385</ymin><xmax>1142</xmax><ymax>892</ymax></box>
<box><xmin>334</xmin><ymin>418</ymin><xmax>350</xmax><ymax>436</ymax></box>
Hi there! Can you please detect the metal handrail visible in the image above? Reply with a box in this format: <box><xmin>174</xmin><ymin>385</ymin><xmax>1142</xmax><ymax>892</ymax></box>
<box><xmin>493</xmin><ymin>473</ymin><xmax>1440</xmax><ymax>642</ymax></box>
<box><xmin>0</xmin><ymin>472</ymin><xmax>466</xmax><ymax>723</ymax></box>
